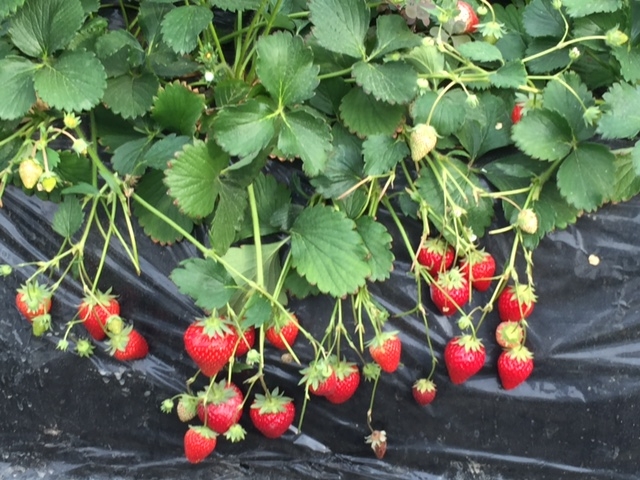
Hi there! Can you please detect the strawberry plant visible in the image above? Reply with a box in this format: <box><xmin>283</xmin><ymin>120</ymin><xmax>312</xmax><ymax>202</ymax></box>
<box><xmin>1</xmin><ymin>0</ymin><xmax>640</xmax><ymax>464</ymax></box>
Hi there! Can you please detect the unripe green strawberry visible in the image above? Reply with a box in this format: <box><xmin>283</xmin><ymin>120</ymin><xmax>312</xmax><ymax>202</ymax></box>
<box><xmin>409</xmin><ymin>124</ymin><xmax>438</xmax><ymax>161</ymax></box>
<box><xmin>38</xmin><ymin>172</ymin><xmax>57</xmax><ymax>193</ymax></box>
<box><xmin>18</xmin><ymin>158</ymin><xmax>43</xmax><ymax>189</ymax></box>
<box><xmin>177</xmin><ymin>395</ymin><xmax>198</xmax><ymax>422</ymax></box>
<box><xmin>517</xmin><ymin>208</ymin><xmax>538</xmax><ymax>234</ymax></box>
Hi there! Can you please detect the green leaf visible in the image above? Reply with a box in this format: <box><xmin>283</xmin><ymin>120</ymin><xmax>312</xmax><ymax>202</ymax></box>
<box><xmin>290</xmin><ymin>205</ymin><xmax>370</xmax><ymax>297</ymax></box>
<box><xmin>340</xmin><ymin>87</ymin><xmax>405</xmax><ymax>137</ymax></box>
<box><xmin>455</xmin><ymin>93</ymin><xmax>511</xmax><ymax>159</ymax></box>
<box><xmin>111</xmin><ymin>137</ymin><xmax>150</xmax><ymax>175</ymax></box>
<box><xmin>542</xmin><ymin>73</ymin><xmax>595</xmax><ymax>141</ymax></box>
<box><xmin>210</xmin><ymin>0</ymin><xmax>261</xmax><ymax>12</ymax></box>
<box><xmin>142</xmin><ymin>134</ymin><xmax>191</xmax><ymax>170</ymax></box>
<box><xmin>93</xmin><ymin>105</ymin><xmax>145</xmax><ymax>151</ymax></box>
<box><xmin>457</xmin><ymin>41</ymin><xmax>503</xmax><ymax>63</ymax></box>
<box><xmin>411</xmin><ymin>89</ymin><xmax>467</xmax><ymax>136</ymax></box>
<box><xmin>525</xmin><ymin>38</ymin><xmax>570</xmax><ymax>74</ymax></box>
<box><xmin>371</xmin><ymin>15</ymin><xmax>421</xmax><ymax>58</ymax></box>
<box><xmin>139</xmin><ymin>2</ymin><xmax>173</xmax><ymax>45</ymax></box>
<box><xmin>284</xmin><ymin>268</ymin><xmax>321</xmax><ymax>299</ymax></box>
<box><xmin>362</xmin><ymin>135</ymin><xmax>408</xmax><ymax>176</ymax></box>
<box><xmin>9</xmin><ymin>0</ymin><xmax>84</xmax><ymax>57</ymax></box>
<box><xmin>161</xmin><ymin>5</ymin><xmax>213</xmax><ymax>54</ymax></box>
<box><xmin>610</xmin><ymin>148</ymin><xmax>640</xmax><ymax>203</ymax></box>
<box><xmin>34</xmin><ymin>51</ymin><xmax>106</xmax><ymax>112</ymax></box>
<box><xmin>95</xmin><ymin>30</ymin><xmax>145</xmax><ymax>77</ymax></box>
<box><xmin>522</xmin><ymin>0</ymin><xmax>565</xmax><ymax>38</ymax></box>
<box><xmin>68</xmin><ymin>16</ymin><xmax>108</xmax><ymax>52</ymax></box>
<box><xmin>237</xmin><ymin>173</ymin><xmax>292</xmax><ymax>239</ymax></box>
<box><xmin>0</xmin><ymin>0</ymin><xmax>26</xmax><ymax>20</ymax></box>
<box><xmin>212</xmin><ymin>98</ymin><xmax>277</xmax><ymax>157</ymax></box>
<box><xmin>311</xmin><ymin>78</ymin><xmax>351</xmax><ymax>116</ymax></box>
<box><xmin>209</xmin><ymin>182</ymin><xmax>247</xmax><ymax>255</ymax></box>
<box><xmin>0</xmin><ymin>57</ymin><xmax>36</xmax><ymax>120</ymax></box>
<box><xmin>256</xmin><ymin>31</ymin><xmax>319</xmax><ymax>107</ymax></box>
<box><xmin>164</xmin><ymin>139</ymin><xmax>229</xmax><ymax>218</ymax></box>
<box><xmin>496</xmin><ymin>32</ymin><xmax>527</xmax><ymax>62</ymax></box>
<box><xmin>512</xmin><ymin>109</ymin><xmax>574</xmax><ymax>161</ymax></box>
<box><xmin>404</xmin><ymin>42</ymin><xmax>445</xmax><ymax>75</ymax></box>
<box><xmin>352</xmin><ymin>61</ymin><xmax>417</xmax><ymax>105</ymax></box>
<box><xmin>597</xmin><ymin>82</ymin><xmax>640</xmax><ymax>139</ymax></box>
<box><xmin>562</xmin><ymin>0</ymin><xmax>622</xmax><ymax>17</ymax></box>
<box><xmin>242</xmin><ymin>293</ymin><xmax>272</xmax><ymax>329</ymax></box>
<box><xmin>556</xmin><ymin>142</ymin><xmax>616</xmax><ymax>211</ymax></box>
<box><xmin>489</xmin><ymin>60</ymin><xmax>527</xmax><ymax>88</ymax></box>
<box><xmin>152</xmin><ymin>81</ymin><xmax>205</xmax><ymax>135</ymax></box>
<box><xmin>213</xmin><ymin>79</ymin><xmax>252</xmax><ymax>108</ymax></box>
<box><xmin>613</xmin><ymin>46</ymin><xmax>640</xmax><ymax>83</ymax></box>
<box><xmin>102</xmin><ymin>71</ymin><xmax>159</xmax><ymax>119</ymax></box>
<box><xmin>80</xmin><ymin>0</ymin><xmax>99</xmax><ymax>14</ymax></box>
<box><xmin>56</xmin><ymin>151</ymin><xmax>92</xmax><ymax>185</ymax></box>
<box><xmin>133</xmin><ymin>169</ymin><xmax>194</xmax><ymax>244</ymax></box>
<box><xmin>170</xmin><ymin>258</ymin><xmax>236</xmax><ymax>311</ymax></box>
<box><xmin>633</xmin><ymin>140</ymin><xmax>640</xmax><ymax>175</ymax></box>
<box><xmin>52</xmin><ymin>196</ymin><xmax>84</xmax><ymax>238</ymax></box>
<box><xmin>308</xmin><ymin>0</ymin><xmax>369</xmax><ymax>58</ymax></box>
<box><xmin>355</xmin><ymin>216</ymin><xmax>393</xmax><ymax>282</ymax></box>
<box><xmin>277</xmin><ymin>108</ymin><xmax>332</xmax><ymax>176</ymax></box>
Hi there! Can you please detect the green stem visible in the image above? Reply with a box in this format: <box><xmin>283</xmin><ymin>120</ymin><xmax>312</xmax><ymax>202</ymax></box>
<box><xmin>247</xmin><ymin>183</ymin><xmax>264</xmax><ymax>287</ymax></box>
<box><xmin>522</xmin><ymin>35</ymin><xmax>607</xmax><ymax>64</ymax></box>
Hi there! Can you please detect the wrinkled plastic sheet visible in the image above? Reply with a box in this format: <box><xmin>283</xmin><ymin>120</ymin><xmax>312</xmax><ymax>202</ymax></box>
<box><xmin>2</xmin><ymin>181</ymin><xmax>640</xmax><ymax>480</ymax></box>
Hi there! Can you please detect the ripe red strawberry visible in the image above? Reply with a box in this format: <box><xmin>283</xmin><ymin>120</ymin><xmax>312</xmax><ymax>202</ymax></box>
<box><xmin>495</xmin><ymin>321</ymin><xmax>524</xmax><ymax>349</ymax></box>
<box><xmin>184</xmin><ymin>316</ymin><xmax>239</xmax><ymax>377</ymax></box>
<box><xmin>197</xmin><ymin>381</ymin><xmax>244</xmax><ymax>434</ymax></box>
<box><xmin>108</xmin><ymin>325</ymin><xmax>149</xmax><ymax>360</ymax></box>
<box><xmin>497</xmin><ymin>285</ymin><xmax>536</xmax><ymax>322</ymax></box>
<box><xmin>452</xmin><ymin>1</ymin><xmax>479</xmax><ymax>34</ymax></box>
<box><xmin>412</xmin><ymin>379</ymin><xmax>437</xmax><ymax>406</ymax></box>
<box><xmin>512</xmin><ymin>103</ymin><xmax>524</xmax><ymax>124</ymax></box>
<box><xmin>430</xmin><ymin>267</ymin><xmax>470</xmax><ymax>316</ymax></box>
<box><xmin>15</xmin><ymin>281</ymin><xmax>52</xmax><ymax>322</ymax></box>
<box><xmin>325</xmin><ymin>360</ymin><xmax>360</xmax><ymax>404</ymax></box>
<box><xmin>234</xmin><ymin>326</ymin><xmax>255</xmax><ymax>357</ymax></box>
<box><xmin>265</xmin><ymin>313</ymin><xmax>299</xmax><ymax>350</ymax></box>
<box><xmin>417</xmin><ymin>239</ymin><xmax>455</xmax><ymax>276</ymax></box>
<box><xmin>249</xmin><ymin>388</ymin><xmax>295</xmax><ymax>439</ymax></box>
<box><xmin>498</xmin><ymin>346</ymin><xmax>534</xmax><ymax>390</ymax></box>
<box><xmin>300</xmin><ymin>359</ymin><xmax>337</xmax><ymax>397</ymax></box>
<box><xmin>184</xmin><ymin>426</ymin><xmax>217</xmax><ymax>464</ymax></box>
<box><xmin>459</xmin><ymin>250</ymin><xmax>496</xmax><ymax>292</ymax></box>
<box><xmin>77</xmin><ymin>289</ymin><xmax>120</xmax><ymax>341</ymax></box>
<box><xmin>444</xmin><ymin>335</ymin><xmax>486</xmax><ymax>384</ymax></box>
<box><xmin>368</xmin><ymin>332</ymin><xmax>402</xmax><ymax>373</ymax></box>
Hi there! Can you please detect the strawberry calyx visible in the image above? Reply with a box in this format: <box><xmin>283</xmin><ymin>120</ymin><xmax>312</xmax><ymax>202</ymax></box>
<box><xmin>413</xmin><ymin>378</ymin><xmax>436</xmax><ymax>394</ymax></box>
<box><xmin>420</xmin><ymin>238</ymin><xmax>451</xmax><ymax>257</ymax></box>
<box><xmin>198</xmin><ymin>315</ymin><xmax>234</xmax><ymax>338</ymax></box>
<box><xmin>507</xmin><ymin>284</ymin><xmax>537</xmax><ymax>305</ymax></box>
<box><xmin>330</xmin><ymin>357</ymin><xmax>358</xmax><ymax>380</ymax></box>
<box><xmin>251</xmin><ymin>388</ymin><xmax>293</xmax><ymax>415</ymax></box>
<box><xmin>17</xmin><ymin>281</ymin><xmax>52</xmax><ymax>313</ymax></box>
<box><xmin>435</xmin><ymin>266</ymin><xmax>467</xmax><ymax>290</ymax></box>
<box><xmin>199</xmin><ymin>381</ymin><xmax>238</xmax><ymax>406</ymax></box>
<box><xmin>496</xmin><ymin>322</ymin><xmax>524</xmax><ymax>349</ymax></box>
<box><xmin>75</xmin><ymin>339</ymin><xmax>95</xmax><ymax>358</ymax></box>
<box><xmin>82</xmin><ymin>288</ymin><xmax>117</xmax><ymax>308</ymax></box>
<box><xmin>268</xmin><ymin>311</ymin><xmax>297</xmax><ymax>333</ymax></box>
<box><xmin>188</xmin><ymin>425</ymin><xmax>217</xmax><ymax>440</ymax></box>
<box><xmin>224</xmin><ymin>423</ymin><xmax>247</xmax><ymax>443</ymax></box>
<box><xmin>366</xmin><ymin>331</ymin><xmax>399</xmax><ymax>350</ymax></box>
<box><xmin>460</xmin><ymin>248</ymin><xmax>488</xmax><ymax>267</ymax></box>
<box><xmin>106</xmin><ymin>323</ymin><xmax>133</xmax><ymax>354</ymax></box>
<box><xmin>504</xmin><ymin>345</ymin><xmax>533</xmax><ymax>362</ymax></box>
<box><xmin>455</xmin><ymin>334</ymin><xmax>484</xmax><ymax>353</ymax></box>
<box><xmin>299</xmin><ymin>358</ymin><xmax>335</xmax><ymax>393</ymax></box>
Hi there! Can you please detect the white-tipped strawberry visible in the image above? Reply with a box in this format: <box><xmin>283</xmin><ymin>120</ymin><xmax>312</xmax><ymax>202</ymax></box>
<box><xmin>445</xmin><ymin>1</ymin><xmax>479</xmax><ymax>34</ymax></box>
<box><xmin>517</xmin><ymin>208</ymin><xmax>538</xmax><ymax>234</ymax></box>
<box><xmin>409</xmin><ymin>124</ymin><xmax>438</xmax><ymax>162</ymax></box>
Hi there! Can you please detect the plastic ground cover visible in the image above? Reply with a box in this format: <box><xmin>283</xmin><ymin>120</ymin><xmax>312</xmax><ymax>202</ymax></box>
<box><xmin>2</xmin><ymin>177</ymin><xmax>640</xmax><ymax>480</ymax></box>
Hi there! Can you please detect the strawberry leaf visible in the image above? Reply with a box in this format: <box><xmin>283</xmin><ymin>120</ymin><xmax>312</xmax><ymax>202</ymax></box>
<box><xmin>209</xmin><ymin>181</ymin><xmax>247</xmax><ymax>255</ymax></box>
<box><xmin>160</xmin><ymin>5</ymin><xmax>213</xmax><ymax>55</ymax></box>
<box><xmin>277</xmin><ymin>108</ymin><xmax>332</xmax><ymax>176</ymax></box>
<box><xmin>256</xmin><ymin>32</ymin><xmax>319</xmax><ymax>107</ymax></box>
<box><xmin>34</xmin><ymin>51</ymin><xmax>106</xmax><ymax>112</ymax></box>
<box><xmin>562</xmin><ymin>0</ymin><xmax>623</xmax><ymax>17</ymax></box>
<box><xmin>237</xmin><ymin>173</ymin><xmax>292</xmax><ymax>239</ymax></box>
<box><xmin>133</xmin><ymin>169</ymin><xmax>194</xmax><ymax>245</ymax></box>
<box><xmin>370</xmin><ymin>15</ymin><xmax>421</xmax><ymax>59</ymax></box>
<box><xmin>141</xmin><ymin>134</ymin><xmax>191</xmax><ymax>171</ymax></box>
<box><xmin>609</xmin><ymin>148</ymin><xmax>640</xmax><ymax>204</ymax></box>
<box><xmin>356</xmin><ymin>216</ymin><xmax>394</xmax><ymax>282</ymax></box>
<box><xmin>525</xmin><ymin>38</ymin><xmax>570</xmax><ymax>74</ymax></box>
<box><xmin>612</xmin><ymin>46</ymin><xmax>640</xmax><ymax>83</ymax></box>
<box><xmin>95</xmin><ymin>30</ymin><xmax>145</xmax><ymax>76</ymax></box>
<box><xmin>164</xmin><ymin>139</ymin><xmax>229</xmax><ymax>218</ymax></box>
<box><xmin>210</xmin><ymin>0</ymin><xmax>260</xmax><ymax>11</ymax></box>
<box><xmin>212</xmin><ymin>98</ymin><xmax>277</xmax><ymax>158</ymax></box>
<box><xmin>522</xmin><ymin>0</ymin><xmax>565</xmax><ymax>38</ymax></box>
<box><xmin>309</xmin><ymin>0</ymin><xmax>369</xmax><ymax>59</ymax></box>
<box><xmin>489</xmin><ymin>60</ymin><xmax>527</xmax><ymax>89</ymax></box>
<box><xmin>0</xmin><ymin>0</ymin><xmax>26</xmax><ymax>21</ymax></box>
<box><xmin>9</xmin><ymin>0</ymin><xmax>84</xmax><ymax>57</ymax></box>
<box><xmin>170</xmin><ymin>258</ymin><xmax>236</xmax><ymax>311</ymax></box>
<box><xmin>102</xmin><ymin>71</ymin><xmax>159</xmax><ymax>120</ymax></box>
<box><xmin>151</xmin><ymin>81</ymin><xmax>206</xmax><ymax>136</ymax></box>
<box><xmin>597</xmin><ymin>82</ymin><xmax>640</xmax><ymax>139</ymax></box>
<box><xmin>111</xmin><ymin>137</ymin><xmax>151</xmax><ymax>175</ymax></box>
<box><xmin>556</xmin><ymin>142</ymin><xmax>616</xmax><ymax>211</ymax></box>
<box><xmin>52</xmin><ymin>196</ymin><xmax>84</xmax><ymax>238</ymax></box>
<box><xmin>290</xmin><ymin>205</ymin><xmax>371</xmax><ymax>297</ymax></box>
<box><xmin>363</xmin><ymin>135</ymin><xmax>408</xmax><ymax>176</ymax></box>
<box><xmin>0</xmin><ymin>57</ymin><xmax>36</xmax><ymax>120</ymax></box>
<box><xmin>405</xmin><ymin>42</ymin><xmax>445</xmax><ymax>75</ymax></box>
<box><xmin>455</xmin><ymin>93</ymin><xmax>511</xmax><ymax>159</ymax></box>
<box><xmin>457</xmin><ymin>41</ymin><xmax>503</xmax><ymax>63</ymax></box>
<box><xmin>411</xmin><ymin>89</ymin><xmax>467</xmax><ymax>136</ymax></box>
<box><xmin>542</xmin><ymin>73</ymin><xmax>595</xmax><ymax>141</ymax></box>
<box><xmin>243</xmin><ymin>293</ymin><xmax>272</xmax><ymax>329</ymax></box>
<box><xmin>512</xmin><ymin>109</ymin><xmax>574</xmax><ymax>161</ymax></box>
<box><xmin>340</xmin><ymin>87</ymin><xmax>405</xmax><ymax>137</ymax></box>
<box><xmin>352</xmin><ymin>61</ymin><xmax>417</xmax><ymax>105</ymax></box>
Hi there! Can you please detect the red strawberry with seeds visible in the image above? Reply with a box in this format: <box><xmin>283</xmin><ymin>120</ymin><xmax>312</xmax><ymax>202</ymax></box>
<box><xmin>430</xmin><ymin>267</ymin><xmax>470</xmax><ymax>316</ymax></box>
<box><xmin>197</xmin><ymin>381</ymin><xmax>244</xmax><ymax>434</ymax></box>
<box><xmin>184</xmin><ymin>316</ymin><xmax>239</xmax><ymax>377</ymax></box>
<box><xmin>77</xmin><ymin>289</ymin><xmax>120</xmax><ymax>341</ymax></box>
<box><xmin>107</xmin><ymin>325</ymin><xmax>149</xmax><ymax>360</ymax></box>
<box><xmin>459</xmin><ymin>250</ymin><xmax>496</xmax><ymax>292</ymax></box>
<box><xmin>498</xmin><ymin>346</ymin><xmax>534</xmax><ymax>390</ymax></box>
<box><xmin>444</xmin><ymin>335</ymin><xmax>486</xmax><ymax>384</ymax></box>
<box><xmin>497</xmin><ymin>285</ymin><xmax>536</xmax><ymax>322</ymax></box>
<box><xmin>495</xmin><ymin>321</ymin><xmax>524</xmax><ymax>349</ymax></box>
<box><xmin>417</xmin><ymin>239</ymin><xmax>455</xmax><ymax>276</ymax></box>
<box><xmin>265</xmin><ymin>313</ymin><xmax>299</xmax><ymax>350</ymax></box>
<box><xmin>234</xmin><ymin>325</ymin><xmax>255</xmax><ymax>357</ymax></box>
<box><xmin>512</xmin><ymin>103</ymin><xmax>524</xmax><ymax>124</ymax></box>
<box><xmin>454</xmin><ymin>1</ymin><xmax>479</xmax><ymax>33</ymax></box>
<box><xmin>16</xmin><ymin>281</ymin><xmax>52</xmax><ymax>323</ymax></box>
<box><xmin>368</xmin><ymin>332</ymin><xmax>402</xmax><ymax>373</ymax></box>
<box><xmin>325</xmin><ymin>360</ymin><xmax>360</xmax><ymax>404</ymax></box>
<box><xmin>300</xmin><ymin>359</ymin><xmax>337</xmax><ymax>397</ymax></box>
<box><xmin>249</xmin><ymin>388</ymin><xmax>295</xmax><ymax>439</ymax></box>
<box><xmin>184</xmin><ymin>426</ymin><xmax>217</xmax><ymax>464</ymax></box>
<box><xmin>412</xmin><ymin>378</ymin><xmax>437</xmax><ymax>406</ymax></box>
